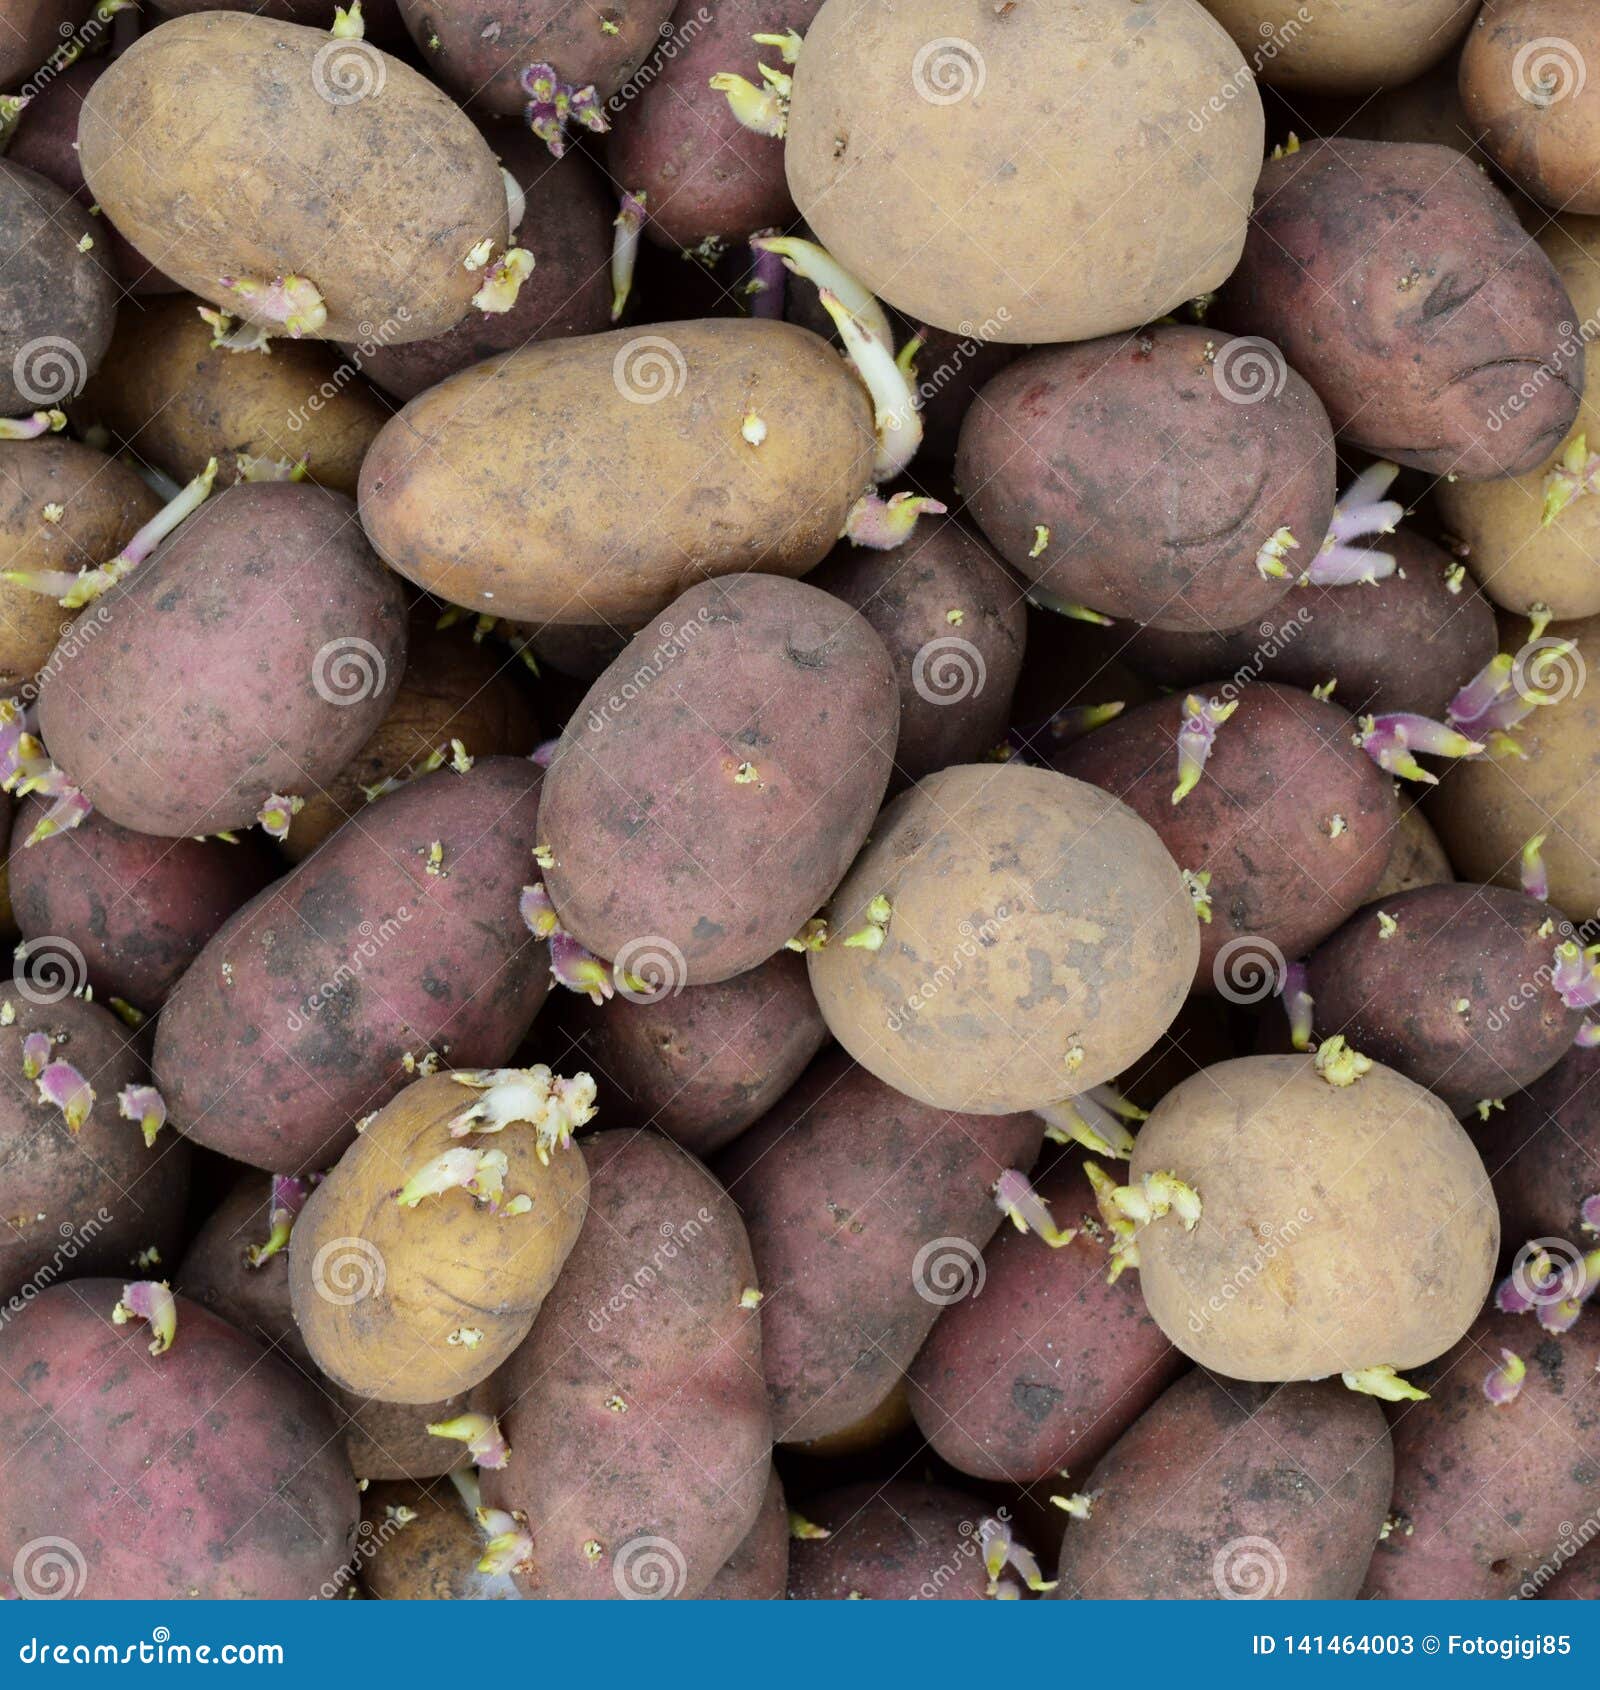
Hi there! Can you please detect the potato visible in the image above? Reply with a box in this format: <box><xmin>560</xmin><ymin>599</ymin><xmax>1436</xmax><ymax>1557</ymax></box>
<box><xmin>716</xmin><ymin>1050</ymin><xmax>1044</xmax><ymax>1441</ymax></box>
<box><xmin>0</xmin><ymin>0</ymin><xmax>92</xmax><ymax>85</ymax></box>
<box><xmin>1364</xmin><ymin>1305</ymin><xmax>1600</xmax><ymax>1598</ymax></box>
<box><xmin>0</xmin><ymin>437</ymin><xmax>159</xmax><ymax>691</ymax></box>
<box><xmin>1055</xmin><ymin>1371</ymin><xmax>1393</xmax><ymax>1599</ymax></box>
<box><xmin>0</xmin><ymin>993</ymin><xmax>189</xmax><ymax>1305</ymax></box>
<box><xmin>1055</xmin><ymin>683</ymin><xmax>1397</xmax><ymax>992</ymax></box>
<box><xmin>1200</xmin><ymin>0</ymin><xmax>1476</xmax><ymax>94</ymax></box>
<box><xmin>1338</xmin><ymin>56</ymin><xmax>1492</xmax><ymax>151</ymax></box>
<box><xmin>1219</xmin><ymin>140</ymin><xmax>1582</xmax><ymax>480</ymax></box>
<box><xmin>1307</xmin><ymin>883</ymin><xmax>1582</xmax><ymax>1114</ymax></box>
<box><xmin>786</xmin><ymin>0</ymin><xmax>1261</xmax><ymax>344</ymax></box>
<box><xmin>541</xmin><ymin>574</ymin><xmax>897</xmax><ymax>984</ymax></box>
<box><xmin>76</xmin><ymin>293</ymin><xmax>389</xmax><ymax>499</ymax></box>
<box><xmin>1535</xmin><ymin>1548</ymin><xmax>1600</xmax><ymax>1599</ymax></box>
<box><xmin>154</xmin><ymin>757</ymin><xmax>551</xmax><ymax>1173</ymax></box>
<box><xmin>1475</xmin><ymin>1044</ymin><xmax>1600</xmax><ymax>1251</ymax></box>
<box><xmin>358</xmin><ymin>319</ymin><xmax>874</xmax><ymax>625</ymax></box>
<box><xmin>358</xmin><ymin>1479</ymin><xmax>518</xmax><ymax>1600</ymax></box>
<box><xmin>289</xmin><ymin>1070</ymin><xmax>590</xmax><ymax>1404</ymax></box>
<box><xmin>1131</xmin><ymin>1053</ymin><xmax>1499</xmax><ymax>1380</ymax></box>
<box><xmin>482</xmin><ymin>1129</ymin><xmax>770</xmax><ymax>1599</ymax></box>
<box><xmin>786</xmin><ymin>1482</ymin><xmax>998</xmax><ymax>1600</ymax></box>
<box><xmin>78</xmin><ymin>12</ymin><xmax>510</xmax><ymax>343</ymax></box>
<box><xmin>1427</xmin><ymin>613</ymin><xmax>1600</xmax><ymax>926</ymax></box>
<box><xmin>789</xmin><ymin>1376</ymin><xmax>913</xmax><ymax>1458</ymax></box>
<box><xmin>1371</xmin><ymin>801</ymin><xmax>1454</xmax><ymax>899</ymax></box>
<box><xmin>0</xmin><ymin>1280</ymin><xmax>358</xmax><ymax>1599</ymax></box>
<box><xmin>0</xmin><ymin>159</ymin><xmax>117</xmax><ymax>415</ymax></box>
<box><xmin>159</xmin><ymin>0</ymin><xmax>405</xmax><ymax>33</ymax></box>
<box><xmin>906</xmin><ymin>1159</ymin><xmax>1186</xmax><ymax>1484</ymax></box>
<box><xmin>9</xmin><ymin>799</ymin><xmax>274</xmax><ymax>1009</ymax></box>
<box><xmin>704</xmin><ymin>1469</ymin><xmax>788</xmax><ymax>1600</ymax></box>
<box><xmin>552</xmin><ymin>949</ymin><xmax>826</xmax><ymax>1157</ymax></box>
<box><xmin>37</xmin><ymin>481</ymin><xmax>408</xmax><ymax>837</ymax></box>
<box><xmin>957</xmin><ymin>326</ymin><xmax>1335</xmax><ymax>633</ymax></box>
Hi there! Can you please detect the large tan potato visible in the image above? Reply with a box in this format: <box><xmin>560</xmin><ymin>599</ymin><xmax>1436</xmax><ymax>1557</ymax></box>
<box><xmin>1131</xmin><ymin>1054</ymin><xmax>1499</xmax><ymax>1381</ymax></box>
<box><xmin>784</xmin><ymin>0</ymin><xmax>1263</xmax><ymax>344</ymax></box>
<box><xmin>1201</xmin><ymin>0</ymin><xmax>1476</xmax><ymax>94</ymax></box>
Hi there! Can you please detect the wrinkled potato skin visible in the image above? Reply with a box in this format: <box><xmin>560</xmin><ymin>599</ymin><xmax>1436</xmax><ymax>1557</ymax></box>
<box><xmin>77</xmin><ymin>294</ymin><xmax>389</xmax><ymax>499</ymax></box>
<box><xmin>78</xmin><ymin>13</ymin><xmax>508</xmax><ymax>342</ymax></box>
<box><xmin>483</xmin><ymin>1131</ymin><xmax>769</xmax><ymax>1600</ymax></box>
<box><xmin>716</xmin><ymin>1051</ymin><xmax>1044</xmax><ymax>1442</ymax></box>
<box><xmin>359</xmin><ymin>1482</ymin><xmax>518</xmax><ymax>1600</ymax></box>
<box><xmin>703</xmin><ymin>1469</ymin><xmax>788</xmax><ymax>1600</ymax></box>
<box><xmin>906</xmin><ymin>1160</ymin><xmax>1187</xmax><ymax>1484</ymax></box>
<box><xmin>359</xmin><ymin>319</ymin><xmax>874</xmax><ymax>625</ymax></box>
<box><xmin>1372</xmin><ymin>802</ymin><xmax>1454</xmax><ymax>899</ymax></box>
<box><xmin>1201</xmin><ymin>0</ymin><xmax>1476</xmax><ymax>93</ymax></box>
<box><xmin>154</xmin><ymin>759</ymin><xmax>551</xmax><ymax>1174</ymax></box>
<box><xmin>787</xmin><ymin>0</ymin><xmax>1262</xmax><ymax>345</ymax></box>
<box><xmin>957</xmin><ymin>327</ymin><xmax>1335</xmax><ymax>632</ymax></box>
<box><xmin>1132</xmin><ymin>1055</ymin><xmax>1499</xmax><ymax>1380</ymax></box>
<box><xmin>0</xmin><ymin>439</ymin><xmax>159</xmax><ymax>690</ymax></box>
<box><xmin>289</xmin><ymin>1072</ymin><xmax>590</xmax><ymax>1404</ymax></box>
<box><xmin>1220</xmin><ymin>140</ymin><xmax>1582</xmax><ymax>479</ymax></box>
<box><xmin>1055</xmin><ymin>1372</ymin><xmax>1393</xmax><ymax>1599</ymax></box>
<box><xmin>787</xmin><ymin>1482</ymin><xmax>995</xmax><ymax>1600</ymax></box>
<box><xmin>542</xmin><ymin>574</ymin><xmax>897</xmax><ymax>984</ymax></box>
<box><xmin>38</xmin><ymin>483</ymin><xmax>408</xmax><ymax>837</ymax></box>
<box><xmin>0</xmin><ymin>0</ymin><xmax>92</xmax><ymax>84</ymax></box>
<box><xmin>0</xmin><ymin>1283</ymin><xmax>358</xmax><ymax>1600</ymax></box>
<box><xmin>1473</xmin><ymin>1044</ymin><xmax>1600</xmax><ymax>1251</ymax></box>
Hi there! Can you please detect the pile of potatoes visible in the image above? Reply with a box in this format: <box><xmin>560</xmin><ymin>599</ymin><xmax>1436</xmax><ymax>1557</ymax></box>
<box><xmin>5</xmin><ymin>0</ymin><xmax>1600</xmax><ymax>1608</ymax></box>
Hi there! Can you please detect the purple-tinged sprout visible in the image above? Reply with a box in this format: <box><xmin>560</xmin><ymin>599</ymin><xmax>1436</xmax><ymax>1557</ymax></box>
<box><xmin>256</xmin><ymin>792</ymin><xmax>303</xmax><ymax>841</ymax></box>
<box><xmin>1314</xmin><ymin>1034</ymin><xmax>1371</xmax><ymax>1087</ymax></box>
<box><xmin>567</xmin><ymin>83</ymin><xmax>609</xmax><ymax>135</ymax></box>
<box><xmin>244</xmin><ymin>1174</ymin><xmax>315</xmax><ymax>1267</ymax></box>
<box><xmin>1448</xmin><ymin>653</ymin><xmax>1515</xmax><ymax>734</ymax></box>
<box><xmin>1582</xmin><ymin>1195</ymin><xmax>1600</xmax><ymax>1234</ymax></box>
<box><xmin>20</xmin><ymin>1031</ymin><xmax>51</xmax><ymax>1082</ymax></box>
<box><xmin>1354</xmin><ymin>712</ymin><xmax>1485</xmax><ymax>785</ymax></box>
<box><xmin>749</xmin><ymin>236</ymin><xmax>893</xmax><ymax>347</ymax></box>
<box><xmin>472</xmin><ymin>248</ymin><xmax>534</xmax><ymax>315</ymax></box>
<box><xmin>0</xmin><ymin>699</ymin><xmax>33</xmax><ymax>788</ymax></box>
<box><xmin>446</xmin><ymin>1064</ymin><xmax>597</xmax><ymax>1162</ymax></box>
<box><xmin>521</xmin><ymin>62</ymin><xmax>559</xmax><ymax>104</ymax></box>
<box><xmin>994</xmin><ymin>1168</ymin><xmax>1077</xmax><ymax>1247</ymax></box>
<box><xmin>0</xmin><ymin>410</ymin><xmax>66</xmax><ymax>441</ymax></box>
<box><xmin>22</xmin><ymin>782</ymin><xmax>92</xmax><ymax>848</ymax></box>
<box><xmin>1281</xmin><ymin>960</ymin><xmax>1314</xmax><ymax>1052</ymax></box>
<box><xmin>111</xmin><ymin>1280</ymin><xmax>177</xmax><ymax>1355</ymax></box>
<box><xmin>1542</xmin><ymin>433</ymin><xmax>1600</xmax><ymax>526</ymax></box>
<box><xmin>519</xmin><ymin>881</ymin><xmax>560</xmax><ymax>940</ymax></box>
<box><xmin>235</xmin><ymin>454</ymin><xmax>308</xmax><ymax>484</ymax></box>
<box><xmin>710</xmin><ymin>70</ymin><xmax>787</xmax><ymax>137</ymax></box>
<box><xmin>37</xmin><ymin>1060</ymin><xmax>93</xmax><ymax>1132</ymax></box>
<box><xmin>395</xmin><ymin>1145</ymin><xmax>520</xmax><ymax>1212</ymax></box>
<box><xmin>1172</xmin><ymin>693</ymin><xmax>1238</xmax><ymax>806</ymax></box>
<box><xmin>817</xmin><ymin>288</ymin><xmax>922</xmax><ymax>482</ymax></box>
<box><xmin>1037</xmin><ymin>1090</ymin><xmax>1136</xmax><ymax>1159</ymax></box>
<box><xmin>476</xmin><ymin>1507</ymin><xmax>533</xmax><ymax>1576</ymax></box>
<box><xmin>118</xmin><ymin>1083</ymin><xmax>167</xmax><ymax>1149</ymax></box>
<box><xmin>548</xmin><ymin>929</ymin><xmax>613</xmax><ymax>1005</ymax></box>
<box><xmin>1578</xmin><ymin>1021</ymin><xmax>1600</xmax><ymax>1050</ymax></box>
<box><xmin>426</xmin><ymin>1412</ymin><xmax>509</xmax><ymax>1470</ymax></box>
<box><xmin>1482</xmin><ymin>1348</ymin><xmax>1526</xmax><ymax>1406</ymax></box>
<box><xmin>843</xmin><ymin>490</ymin><xmax>947</xmax><ymax>549</ymax></box>
<box><xmin>1047</xmin><ymin>701</ymin><xmax>1125</xmax><ymax>743</ymax></box>
<box><xmin>788</xmin><ymin>1511</ymin><xmax>830</xmax><ymax>1541</ymax></box>
<box><xmin>1306</xmin><ymin>461</ymin><xmax>1402</xmax><ymax>585</ymax></box>
<box><xmin>1553</xmin><ymin>942</ymin><xmax>1600</xmax><ymax>1011</ymax></box>
<box><xmin>978</xmin><ymin>1517</ymin><xmax>1056</xmax><ymax>1596</ymax></box>
<box><xmin>610</xmin><ymin>189</ymin><xmax>647</xmax><ymax>323</ymax></box>
<box><xmin>744</xmin><ymin>233</ymin><xmax>787</xmax><ymax>320</ymax></box>
<box><xmin>1495</xmin><ymin>1270</ymin><xmax>1534</xmax><ymax>1316</ymax></box>
<box><xmin>1537</xmin><ymin>1294</ymin><xmax>1584</xmax><ymax>1334</ymax></box>
<box><xmin>529</xmin><ymin>739</ymin><xmax>559</xmax><ymax>769</ymax></box>
<box><xmin>1341</xmin><ymin>1364</ymin><xmax>1428</xmax><ymax>1402</ymax></box>
<box><xmin>1521</xmin><ymin>833</ymin><xmax>1551</xmax><ymax>902</ymax></box>
<box><xmin>219</xmin><ymin>274</ymin><xmax>327</xmax><ymax>339</ymax></box>
<box><xmin>1255</xmin><ymin>525</ymin><xmax>1298</xmax><ymax>581</ymax></box>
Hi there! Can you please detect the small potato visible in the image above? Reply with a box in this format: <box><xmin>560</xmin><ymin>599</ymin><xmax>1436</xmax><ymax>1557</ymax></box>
<box><xmin>957</xmin><ymin>326</ymin><xmax>1335</xmax><ymax>633</ymax></box>
<box><xmin>289</xmin><ymin>1070</ymin><xmax>591</xmax><ymax>1404</ymax></box>
<box><xmin>541</xmin><ymin>574</ymin><xmax>897</xmax><ymax>985</ymax></box>
<box><xmin>0</xmin><ymin>159</ymin><xmax>117</xmax><ymax>415</ymax></box>
<box><xmin>1200</xmin><ymin>0</ymin><xmax>1476</xmax><ymax>94</ymax></box>
<box><xmin>1055</xmin><ymin>1371</ymin><xmax>1393</xmax><ymax>1599</ymax></box>
<box><xmin>808</xmin><ymin>519</ymin><xmax>1027</xmax><ymax>787</ymax></box>
<box><xmin>809</xmin><ymin>762</ymin><xmax>1198</xmax><ymax>1111</ymax></box>
<box><xmin>358</xmin><ymin>319</ymin><xmax>874</xmax><ymax>625</ymax></box>
<box><xmin>906</xmin><ymin>1159</ymin><xmax>1186</xmax><ymax>1485</ymax></box>
<box><xmin>1475</xmin><ymin>1044</ymin><xmax>1600</xmax><ymax>1250</ymax></box>
<box><xmin>76</xmin><ymin>294</ymin><xmax>390</xmax><ymax>499</ymax></box>
<box><xmin>78</xmin><ymin>13</ymin><xmax>510</xmax><ymax>343</ymax></box>
<box><xmin>787</xmin><ymin>1482</ymin><xmax>1000</xmax><ymax>1600</ymax></box>
<box><xmin>1132</xmin><ymin>1054</ymin><xmax>1499</xmax><ymax>1380</ymax></box>
<box><xmin>0</xmin><ymin>1</ymin><xmax>92</xmax><ymax>84</ymax></box>
<box><xmin>1371</xmin><ymin>802</ymin><xmax>1454</xmax><ymax>899</ymax></box>
<box><xmin>1056</xmin><ymin>683</ymin><xmax>1397</xmax><ymax>992</ymax></box>
<box><xmin>704</xmin><ymin>1469</ymin><xmax>788</xmax><ymax>1600</ymax></box>
<box><xmin>358</xmin><ymin>1480</ymin><xmax>518</xmax><ymax>1600</ymax></box>
<box><xmin>482</xmin><ymin>1130</ymin><xmax>770</xmax><ymax>1600</ymax></box>
<box><xmin>1220</xmin><ymin>140</ymin><xmax>1582</xmax><ymax>480</ymax></box>
<box><xmin>38</xmin><ymin>482</ymin><xmax>407</xmax><ymax>837</ymax></box>
<box><xmin>552</xmin><ymin>949</ymin><xmax>826</xmax><ymax>1158</ymax></box>
<box><xmin>0</xmin><ymin>437</ymin><xmax>159</xmax><ymax>690</ymax></box>
<box><xmin>716</xmin><ymin>1051</ymin><xmax>1044</xmax><ymax>1442</ymax></box>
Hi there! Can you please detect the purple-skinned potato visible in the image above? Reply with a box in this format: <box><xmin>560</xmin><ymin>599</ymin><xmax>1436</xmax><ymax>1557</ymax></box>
<box><xmin>703</xmin><ymin>1469</ymin><xmax>788</xmax><ymax>1599</ymax></box>
<box><xmin>786</xmin><ymin>1481</ymin><xmax>1003</xmax><ymax>1600</ymax></box>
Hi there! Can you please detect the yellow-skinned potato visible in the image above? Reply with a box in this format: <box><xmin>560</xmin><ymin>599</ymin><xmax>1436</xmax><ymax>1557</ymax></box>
<box><xmin>359</xmin><ymin>320</ymin><xmax>875</xmax><ymax>624</ymax></box>
<box><xmin>358</xmin><ymin>1479</ymin><xmax>518</xmax><ymax>1600</ymax></box>
<box><xmin>1371</xmin><ymin>802</ymin><xmax>1454</xmax><ymax>900</ymax></box>
<box><xmin>288</xmin><ymin>1069</ymin><xmax>591</xmax><ymax>1404</ymax></box>
<box><xmin>75</xmin><ymin>294</ymin><xmax>389</xmax><ymax>498</ymax></box>
<box><xmin>78</xmin><ymin>13</ymin><xmax>510</xmax><ymax>343</ymax></box>
<box><xmin>1200</xmin><ymin>1</ymin><xmax>1477</xmax><ymax>94</ymax></box>
<box><xmin>1131</xmin><ymin>1054</ymin><xmax>1498</xmax><ymax>1381</ymax></box>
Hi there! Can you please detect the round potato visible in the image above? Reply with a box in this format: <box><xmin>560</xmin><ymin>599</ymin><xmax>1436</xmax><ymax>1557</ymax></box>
<box><xmin>1201</xmin><ymin>0</ymin><xmax>1476</xmax><ymax>94</ymax></box>
<box><xmin>1478</xmin><ymin>1043</ymin><xmax>1600</xmax><ymax>1250</ymax></box>
<box><xmin>785</xmin><ymin>0</ymin><xmax>1263</xmax><ymax>344</ymax></box>
<box><xmin>807</xmin><ymin>762</ymin><xmax>1199</xmax><ymax>1111</ymax></box>
<box><xmin>704</xmin><ymin>1470</ymin><xmax>788</xmax><ymax>1601</ymax></box>
<box><xmin>1131</xmin><ymin>1053</ymin><xmax>1499</xmax><ymax>1379</ymax></box>
<box><xmin>786</xmin><ymin>1482</ymin><xmax>997</xmax><ymax>1600</ymax></box>
<box><xmin>358</xmin><ymin>1479</ymin><xmax>518</xmax><ymax>1600</ymax></box>
<box><xmin>1372</xmin><ymin>801</ymin><xmax>1454</xmax><ymax>899</ymax></box>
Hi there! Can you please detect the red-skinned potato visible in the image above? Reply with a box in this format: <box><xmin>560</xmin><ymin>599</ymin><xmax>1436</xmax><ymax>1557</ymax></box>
<box><xmin>704</xmin><ymin>1469</ymin><xmax>788</xmax><ymax>1599</ymax></box>
<box><xmin>0</xmin><ymin>1280</ymin><xmax>358</xmax><ymax>1599</ymax></box>
<box><xmin>786</xmin><ymin>1481</ymin><xmax>1002</xmax><ymax>1600</ymax></box>
<box><xmin>1055</xmin><ymin>1371</ymin><xmax>1393</xmax><ymax>1599</ymax></box>
<box><xmin>0</xmin><ymin>0</ymin><xmax>92</xmax><ymax>85</ymax></box>
<box><xmin>1372</xmin><ymin>802</ymin><xmax>1454</xmax><ymax>899</ymax></box>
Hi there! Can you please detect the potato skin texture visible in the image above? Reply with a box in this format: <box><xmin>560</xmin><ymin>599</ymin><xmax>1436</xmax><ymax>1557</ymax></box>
<box><xmin>154</xmin><ymin>758</ymin><xmax>551</xmax><ymax>1174</ymax></box>
<box><xmin>1371</xmin><ymin>802</ymin><xmax>1454</xmax><ymax>900</ymax></box>
<box><xmin>1307</xmin><ymin>883</ymin><xmax>1582</xmax><ymax>1114</ymax></box>
<box><xmin>1220</xmin><ymin>139</ymin><xmax>1582</xmax><ymax>479</ymax></box>
<box><xmin>786</xmin><ymin>0</ymin><xmax>1262</xmax><ymax>344</ymax></box>
<box><xmin>1201</xmin><ymin>0</ymin><xmax>1476</xmax><ymax>93</ymax></box>
<box><xmin>703</xmin><ymin>1469</ymin><xmax>788</xmax><ymax>1600</ymax></box>
<box><xmin>787</xmin><ymin>1482</ymin><xmax>996</xmax><ymax>1600</ymax></box>
<box><xmin>957</xmin><ymin>327</ymin><xmax>1334</xmax><ymax>632</ymax></box>
<box><xmin>553</xmin><ymin>949</ymin><xmax>826</xmax><ymax>1157</ymax></box>
<box><xmin>0</xmin><ymin>438</ymin><xmax>159</xmax><ymax>690</ymax></box>
<box><xmin>78</xmin><ymin>13</ymin><xmax>508</xmax><ymax>343</ymax></box>
<box><xmin>1056</xmin><ymin>683</ymin><xmax>1397</xmax><ymax>991</ymax></box>
<box><xmin>1132</xmin><ymin>1054</ymin><xmax>1499</xmax><ymax>1379</ymax></box>
<box><xmin>0</xmin><ymin>0</ymin><xmax>92</xmax><ymax>84</ymax></box>
<box><xmin>542</xmin><ymin>574</ymin><xmax>897</xmax><ymax>984</ymax></box>
<box><xmin>0</xmin><ymin>1281</ymin><xmax>358</xmax><ymax>1599</ymax></box>
<box><xmin>716</xmin><ymin>1051</ymin><xmax>1043</xmax><ymax>1442</ymax></box>
<box><xmin>482</xmin><ymin>1130</ymin><xmax>769</xmax><ymax>1600</ymax></box>
<box><xmin>38</xmin><ymin>482</ymin><xmax>407</xmax><ymax>837</ymax></box>
<box><xmin>359</xmin><ymin>319</ymin><xmax>874</xmax><ymax>625</ymax></box>
<box><xmin>1474</xmin><ymin>1044</ymin><xmax>1600</xmax><ymax>1251</ymax></box>
<box><xmin>359</xmin><ymin>1481</ymin><xmax>518</xmax><ymax>1600</ymax></box>
<box><xmin>906</xmin><ymin>1160</ymin><xmax>1186</xmax><ymax>1484</ymax></box>
<box><xmin>1055</xmin><ymin>1371</ymin><xmax>1393</xmax><ymax>1599</ymax></box>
